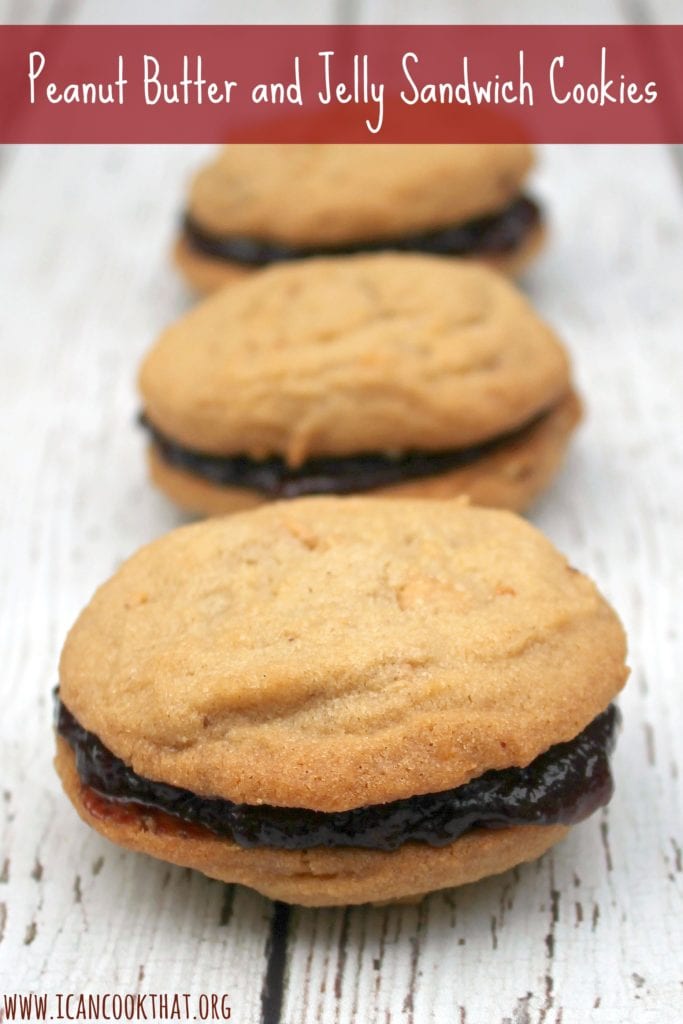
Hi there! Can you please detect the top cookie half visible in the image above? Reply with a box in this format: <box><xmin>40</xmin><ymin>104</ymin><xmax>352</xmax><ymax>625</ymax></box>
<box><xmin>141</xmin><ymin>253</ymin><xmax>570</xmax><ymax>466</ymax></box>
<box><xmin>177</xmin><ymin>144</ymin><xmax>543</xmax><ymax>291</ymax></box>
<box><xmin>187</xmin><ymin>143</ymin><xmax>534</xmax><ymax>244</ymax></box>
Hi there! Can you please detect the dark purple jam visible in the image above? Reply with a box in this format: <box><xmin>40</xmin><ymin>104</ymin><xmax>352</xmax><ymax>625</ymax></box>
<box><xmin>57</xmin><ymin>700</ymin><xmax>619</xmax><ymax>852</ymax></box>
<box><xmin>139</xmin><ymin>405</ymin><xmax>550</xmax><ymax>499</ymax></box>
<box><xmin>183</xmin><ymin>195</ymin><xmax>540</xmax><ymax>267</ymax></box>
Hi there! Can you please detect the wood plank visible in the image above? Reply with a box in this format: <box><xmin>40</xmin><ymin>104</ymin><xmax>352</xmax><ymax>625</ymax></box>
<box><xmin>280</xmin><ymin>142</ymin><xmax>683</xmax><ymax>1022</ymax></box>
<box><xmin>0</xmin><ymin>0</ymin><xmax>342</xmax><ymax>23</ymax></box>
<box><xmin>0</xmin><ymin>143</ymin><xmax>275</xmax><ymax>1008</ymax></box>
<box><xmin>625</xmin><ymin>0</ymin><xmax>683</xmax><ymax>20</ymax></box>
<box><xmin>360</xmin><ymin>0</ymin><xmax>628</xmax><ymax>23</ymax></box>
<box><xmin>2</xmin><ymin>145</ymin><xmax>682</xmax><ymax>1024</ymax></box>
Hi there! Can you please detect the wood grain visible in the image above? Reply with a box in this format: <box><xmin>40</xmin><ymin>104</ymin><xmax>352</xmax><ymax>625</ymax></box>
<box><xmin>1</xmin><ymin>1</ymin><xmax>682</xmax><ymax>1022</ymax></box>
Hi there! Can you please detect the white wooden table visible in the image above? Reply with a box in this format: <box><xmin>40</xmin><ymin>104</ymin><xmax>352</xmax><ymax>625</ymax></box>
<box><xmin>1</xmin><ymin>2</ymin><xmax>682</xmax><ymax>1022</ymax></box>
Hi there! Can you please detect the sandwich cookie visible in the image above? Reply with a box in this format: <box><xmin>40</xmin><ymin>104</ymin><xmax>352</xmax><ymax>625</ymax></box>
<box><xmin>55</xmin><ymin>497</ymin><xmax>628</xmax><ymax>906</ymax></box>
<box><xmin>176</xmin><ymin>144</ymin><xmax>545</xmax><ymax>293</ymax></box>
<box><xmin>139</xmin><ymin>253</ymin><xmax>580</xmax><ymax>517</ymax></box>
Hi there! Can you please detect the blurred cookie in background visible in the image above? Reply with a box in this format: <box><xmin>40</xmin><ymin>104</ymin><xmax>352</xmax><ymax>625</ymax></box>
<box><xmin>140</xmin><ymin>253</ymin><xmax>578</xmax><ymax>517</ymax></box>
<box><xmin>175</xmin><ymin>144</ymin><xmax>545</xmax><ymax>293</ymax></box>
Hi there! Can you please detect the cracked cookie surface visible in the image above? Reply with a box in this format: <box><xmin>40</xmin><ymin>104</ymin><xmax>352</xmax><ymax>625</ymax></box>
<box><xmin>140</xmin><ymin>253</ymin><xmax>570</xmax><ymax>467</ymax></box>
<box><xmin>59</xmin><ymin>497</ymin><xmax>628</xmax><ymax>813</ymax></box>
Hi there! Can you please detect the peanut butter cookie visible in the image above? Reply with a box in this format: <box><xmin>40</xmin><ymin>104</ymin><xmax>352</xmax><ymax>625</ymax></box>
<box><xmin>56</xmin><ymin>497</ymin><xmax>628</xmax><ymax>905</ymax></box>
<box><xmin>176</xmin><ymin>144</ymin><xmax>544</xmax><ymax>292</ymax></box>
<box><xmin>140</xmin><ymin>253</ymin><xmax>579</xmax><ymax>517</ymax></box>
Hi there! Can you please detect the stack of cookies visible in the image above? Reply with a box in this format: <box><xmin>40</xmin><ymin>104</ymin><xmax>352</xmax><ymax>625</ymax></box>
<box><xmin>54</xmin><ymin>144</ymin><xmax>629</xmax><ymax>907</ymax></box>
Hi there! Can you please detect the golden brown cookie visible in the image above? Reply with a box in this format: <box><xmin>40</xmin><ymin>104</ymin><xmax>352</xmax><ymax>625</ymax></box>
<box><xmin>56</xmin><ymin>497</ymin><xmax>628</xmax><ymax>905</ymax></box>
<box><xmin>176</xmin><ymin>144</ymin><xmax>544</xmax><ymax>292</ymax></box>
<box><xmin>140</xmin><ymin>253</ymin><xmax>578</xmax><ymax>516</ymax></box>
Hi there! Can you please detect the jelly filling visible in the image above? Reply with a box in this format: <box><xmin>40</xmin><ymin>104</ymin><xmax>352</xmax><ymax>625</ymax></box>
<box><xmin>183</xmin><ymin>195</ymin><xmax>541</xmax><ymax>267</ymax></box>
<box><xmin>57</xmin><ymin>700</ymin><xmax>619</xmax><ymax>852</ymax></box>
<box><xmin>139</xmin><ymin>404</ymin><xmax>552</xmax><ymax>499</ymax></box>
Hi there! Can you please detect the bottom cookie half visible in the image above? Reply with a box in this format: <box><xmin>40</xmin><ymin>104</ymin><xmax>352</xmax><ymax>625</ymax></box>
<box><xmin>146</xmin><ymin>391</ymin><xmax>580</xmax><ymax>518</ymax></box>
<box><xmin>56</xmin><ymin>739</ymin><xmax>568</xmax><ymax>906</ymax></box>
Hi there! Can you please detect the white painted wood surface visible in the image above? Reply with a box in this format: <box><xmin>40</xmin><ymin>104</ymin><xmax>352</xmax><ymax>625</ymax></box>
<box><xmin>1</xmin><ymin>2</ymin><xmax>682</xmax><ymax>1023</ymax></box>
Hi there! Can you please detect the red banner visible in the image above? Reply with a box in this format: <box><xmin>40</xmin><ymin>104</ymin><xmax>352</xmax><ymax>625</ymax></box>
<box><xmin>1</xmin><ymin>25</ymin><xmax>681</xmax><ymax>143</ymax></box>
